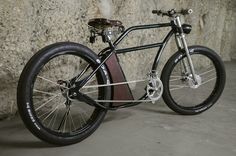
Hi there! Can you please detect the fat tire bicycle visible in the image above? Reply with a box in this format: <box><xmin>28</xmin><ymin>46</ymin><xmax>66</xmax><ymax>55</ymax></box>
<box><xmin>17</xmin><ymin>9</ymin><xmax>226</xmax><ymax>145</ymax></box>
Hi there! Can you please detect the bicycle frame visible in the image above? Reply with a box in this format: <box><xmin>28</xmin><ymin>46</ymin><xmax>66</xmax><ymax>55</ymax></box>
<box><xmin>115</xmin><ymin>23</ymin><xmax>174</xmax><ymax>70</ymax></box>
<box><xmin>79</xmin><ymin>22</ymin><xmax>175</xmax><ymax>86</ymax></box>
<box><xmin>74</xmin><ymin>19</ymin><xmax>192</xmax><ymax>110</ymax></box>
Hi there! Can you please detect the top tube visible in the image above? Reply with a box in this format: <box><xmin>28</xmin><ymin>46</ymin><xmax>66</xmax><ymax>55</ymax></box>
<box><xmin>113</xmin><ymin>23</ymin><xmax>172</xmax><ymax>46</ymax></box>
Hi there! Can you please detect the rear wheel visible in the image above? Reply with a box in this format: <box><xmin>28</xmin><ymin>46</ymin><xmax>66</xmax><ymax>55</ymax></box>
<box><xmin>17</xmin><ymin>42</ymin><xmax>111</xmax><ymax>145</ymax></box>
<box><xmin>161</xmin><ymin>46</ymin><xmax>226</xmax><ymax>115</ymax></box>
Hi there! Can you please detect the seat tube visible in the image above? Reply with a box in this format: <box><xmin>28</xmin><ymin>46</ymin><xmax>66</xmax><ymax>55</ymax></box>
<box><xmin>175</xmin><ymin>16</ymin><xmax>198</xmax><ymax>83</ymax></box>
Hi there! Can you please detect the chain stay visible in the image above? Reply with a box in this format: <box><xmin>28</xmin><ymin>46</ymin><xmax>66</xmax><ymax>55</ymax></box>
<box><xmin>81</xmin><ymin>71</ymin><xmax>163</xmax><ymax>103</ymax></box>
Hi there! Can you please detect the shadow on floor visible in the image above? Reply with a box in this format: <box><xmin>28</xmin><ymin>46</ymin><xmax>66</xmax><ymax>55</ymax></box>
<box><xmin>0</xmin><ymin>119</ymin><xmax>55</xmax><ymax>149</ymax></box>
<box><xmin>103</xmin><ymin>104</ymin><xmax>177</xmax><ymax>122</ymax></box>
<box><xmin>104</xmin><ymin>110</ymin><xmax>134</xmax><ymax>122</ymax></box>
<box><xmin>131</xmin><ymin>104</ymin><xmax>178</xmax><ymax>115</ymax></box>
<box><xmin>0</xmin><ymin>138</ymin><xmax>55</xmax><ymax>149</ymax></box>
<box><xmin>0</xmin><ymin>104</ymin><xmax>177</xmax><ymax>149</ymax></box>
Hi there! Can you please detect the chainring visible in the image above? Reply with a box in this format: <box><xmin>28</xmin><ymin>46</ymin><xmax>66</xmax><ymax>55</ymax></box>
<box><xmin>146</xmin><ymin>71</ymin><xmax>163</xmax><ymax>104</ymax></box>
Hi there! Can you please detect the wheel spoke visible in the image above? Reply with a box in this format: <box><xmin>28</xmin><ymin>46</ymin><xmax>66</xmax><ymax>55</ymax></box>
<box><xmin>69</xmin><ymin>111</ymin><xmax>76</xmax><ymax>131</ymax></box>
<box><xmin>170</xmin><ymin>75</ymin><xmax>182</xmax><ymax>78</ymax></box>
<box><xmin>74</xmin><ymin>64</ymin><xmax>91</xmax><ymax>82</ymax></box>
<box><xmin>169</xmin><ymin>78</ymin><xmax>182</xmax><ymax>82</ymax></box>
<box><xmin>175</xmin><ymin>95</ymin><xmax>185</xmax><ymax>103</ymax></box>
<box><xmin>49</xmin><ymin>108</ymin><xmax>60</xmax><ymax>130</ymax></box>
<box><xmin>57</xmin><ymin>106</ymin><xmax>70</xmax><ymax>132</ymax></box>
<box><xmin>199</xmin><ymin>68</ymin><xmax>215</xmax><ymax>76</ymax></box>
<box><xmin>33</xmin><ymin>89</ymin><xmax>58</xmax><ymax>96</ymax></box>
<box><xmin>63</xmin><ymin>110</ymin><xmax>69</xmax><ymax>133</ymax></box>
<box><xmin>38</xmin><ymin>76</ymin><xmax>69</xmax><ymax>89</ymax></box>
<box><xmin>80</xmin><ymin>113</ymin><xmax>87</xmax><ymax>126</ymax></box>
<box><xmin>201</xmin><ymin>77</ymin><xmax>216</xmax><ymax>86</ymax></box>
<box><xmin>170</xmin><ymin>85</ymin><xmax>189</xmax><ymax>91</ymax></box>
<box><xmin>47</xmin><ymin>108</ymin><xmax>58</xmax><ymax>128</ymax></box>
<box><xmin>77</xmin><ymin>114</ymin><xmax>84</xmax><ymax>128</ymax></box>
<box><xmin>41</xmin><ymin>102</ymin><xmax>65</xmax><ymax>122</ymax></box>
<box><xmin>83</xmin><ymin>90</ymin><xmax>98</xmax><ymax>95</ymax></box>
<box><xmin>35</xmin><ymin>93</ymin><xmax>61</xmax><ymax>111</ymax></box>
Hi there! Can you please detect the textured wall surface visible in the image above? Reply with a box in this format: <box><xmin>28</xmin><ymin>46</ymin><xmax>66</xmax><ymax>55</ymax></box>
<box><xmin>0</xmin><ymin>0</ymin><xmax>236</xmax><ymax>119</ymax></box>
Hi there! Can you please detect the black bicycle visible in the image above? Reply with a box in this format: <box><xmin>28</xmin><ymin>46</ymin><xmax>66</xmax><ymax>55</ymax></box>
<box><xmin>17</xmin><ymin>9</ymin><xmax>226</xmax><ymax>145</ymax></box>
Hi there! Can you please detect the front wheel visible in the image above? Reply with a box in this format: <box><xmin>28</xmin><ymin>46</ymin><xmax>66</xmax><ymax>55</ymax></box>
<box><xmin>161</xmin><ymin>46</ymin><xmax>226</xmax><ymax>115</ymax></box>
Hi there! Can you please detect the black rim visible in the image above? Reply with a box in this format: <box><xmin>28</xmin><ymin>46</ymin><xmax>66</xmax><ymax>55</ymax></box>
<box><xmin>28</xmin><ymin>51</ymin><xmax>106</xmax><ymax>137</ymax></box>
<box><xmin>167</xmin><ymin>51</ymin><xmax>220</xmax><ymax>111</ymax></box>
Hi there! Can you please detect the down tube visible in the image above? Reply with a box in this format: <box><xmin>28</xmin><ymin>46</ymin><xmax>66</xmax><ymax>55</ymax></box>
<box><xmin>152</xmin><ymin>30</ymin><xmax>174</xmax><ymax>70</ymax></box>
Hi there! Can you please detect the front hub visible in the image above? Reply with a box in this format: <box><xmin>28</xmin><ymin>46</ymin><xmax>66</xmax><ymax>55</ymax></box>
<box><xmin>187</xmin><ymin>74</ymin><xmax>202</xmax><ymax>89</ymax></box>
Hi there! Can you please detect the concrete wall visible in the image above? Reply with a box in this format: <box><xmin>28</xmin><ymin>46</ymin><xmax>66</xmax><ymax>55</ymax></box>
<box><xmin>0</xmin><ymin>0</ymin><xmax>236</xmax><ymax>119</ymax></box>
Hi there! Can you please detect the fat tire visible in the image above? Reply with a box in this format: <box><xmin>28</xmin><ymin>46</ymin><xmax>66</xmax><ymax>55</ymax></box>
<box><xmin>161</xmin><ymin>45</ymin><xmax>226</xmax><ymax>115</ymax></box>
<box><xmin>17</xmin><ymin>42</ymin><xmax>111</xmax><ymax>145</ymax></box>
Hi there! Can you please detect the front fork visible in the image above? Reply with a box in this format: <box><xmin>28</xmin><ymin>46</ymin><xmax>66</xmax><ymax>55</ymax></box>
<box><xmin>175</xmin><ymin>17</ymin><xmax>198</xmax><ymax>84</ymax></box>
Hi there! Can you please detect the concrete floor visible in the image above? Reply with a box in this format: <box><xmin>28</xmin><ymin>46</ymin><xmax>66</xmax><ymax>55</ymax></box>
<box><xmin>0</xmin><ymin>61</ymin><xmax>235</xmax><ymax>156</ymax></box>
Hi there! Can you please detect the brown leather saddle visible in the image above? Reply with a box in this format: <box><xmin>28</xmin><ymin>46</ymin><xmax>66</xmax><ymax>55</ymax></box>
<box><xmin>88</xmin><ymin>18</ymin><xmax>123</xmax><ymax>30</ymax></box>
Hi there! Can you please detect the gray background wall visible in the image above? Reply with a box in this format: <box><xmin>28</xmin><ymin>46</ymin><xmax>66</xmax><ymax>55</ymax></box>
<box><xmin>0</xmin><ymin>0</ymin><xmax>236</xmax><ymax>119</ymax></box>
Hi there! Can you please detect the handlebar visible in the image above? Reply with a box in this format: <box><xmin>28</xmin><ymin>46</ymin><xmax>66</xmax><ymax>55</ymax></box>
<box><xmin>152</xmin><ymin>9</ymin><xmax>193</xmax><ymax>17</ymax></box>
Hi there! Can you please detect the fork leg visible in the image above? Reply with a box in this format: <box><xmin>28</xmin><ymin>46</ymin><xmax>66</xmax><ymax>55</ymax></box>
<box><xmin>175</xmin><ymin>35</ymin><xmax>188</xmax><ymax>74</ymax></box>
<box><xmin>180</xmin><ymin>34</ymin><xmax>198</xmax><ymax>84</ymax></box>
<box><xmin>175</xmin><ymin>16</ymin><xmax>198</xmax><ymax>84</ymax></box>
